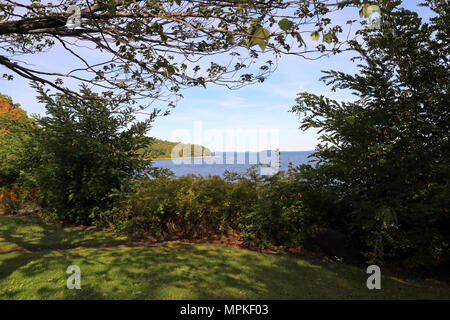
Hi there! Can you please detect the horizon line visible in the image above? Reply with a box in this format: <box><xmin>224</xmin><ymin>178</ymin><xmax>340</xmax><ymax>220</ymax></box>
<box><xmin>210</xmin><ymin>149</ymin><xmax>315</xmax><ymax>153</ymax></box>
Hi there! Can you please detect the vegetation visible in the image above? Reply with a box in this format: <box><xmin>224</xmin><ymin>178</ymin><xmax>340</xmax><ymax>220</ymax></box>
<box><xmin>0</xmin><ymin>0</ymin><xmax>449</xmax><ymax>301</ymax></box>
<box><xmin>91</xmin><ymin>0</ymin><xmax>450</xmax><ymax>269</ymax></box>
<box><xmin>0</xmin><ymin>215</ymin><xmax>128</xmax><ymax>252</ymax></box>
<box><xmin>0</xmin><ymin>95</ymin><xmax>36</xmax><ymax>214</ymax></box>
<box><xmin>290</xmin><ymin>0</ymin><xmax>450</xmax><ymax>268</ymax></box>
<box><xmin>113</xmin><ymin>174</ymin><xmax>242</xmax><ymax>238</ymax></box>
<box><xmin>18</xmin><ymin>86</ymin><xmax>154</xmax><ymax>225</ymax></box>
<box><xmin>1</xmin><ymin>215</ymin><xmax>449</xmax><ymax>300</ymax></box>
<box><xmin>95</xmin><ymin>166</ymin><xmax>317</xmax><ymax>251</ymax></box>
<box><xmin>144</xmin><ymin>138</ymin><xmax>212</xmax><ymax>160</ymax></box>
<box><xmin>0</xmin><ymin>95</ymin><xmax>32</xmax><ymax>186</ymax></box>
<box><xmin>0</xmin><ymin>0</ymin><xmax>361</xmax><ymax>109</ymax></box>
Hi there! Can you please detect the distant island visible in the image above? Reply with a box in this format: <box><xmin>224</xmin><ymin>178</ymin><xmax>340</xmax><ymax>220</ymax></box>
<box><xmin>141</xmin><ymin>138</ymin><xmax>212</xmax><ymax>160</ymax></box>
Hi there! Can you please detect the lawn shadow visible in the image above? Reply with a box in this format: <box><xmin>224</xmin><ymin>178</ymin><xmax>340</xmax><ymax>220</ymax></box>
<box><xmin>0</xmin><ymin>215</ymin><xmax>127</xmax><ymax>283</ymax></box>
<box><xmin>1</xmin><ymin>215</ymin><xmax>449</xmax><ymax>299</ymax></box>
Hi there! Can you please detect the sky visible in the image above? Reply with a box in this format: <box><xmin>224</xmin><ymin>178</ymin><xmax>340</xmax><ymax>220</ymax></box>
<box><xmin>0</xmin><ymin>1</ymin><xmax>431</xmax><ymax>152</ymax></box>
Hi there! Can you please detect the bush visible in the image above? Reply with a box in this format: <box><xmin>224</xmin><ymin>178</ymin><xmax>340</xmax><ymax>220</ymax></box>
<box><xmin>119</xmin><ymin>175</ymin><xmax>238</xmax><ymax>238</ymax></box>
<box><xmin>109</xmin><ymin>166</ymin><xmax>316</xmax><ymax>248</ymax></box>
<box><xmin>0</xmin><ymin>186</ymin><xmax>38</xmax><ymax>215</ymax></box>
<box><xmin>231</xmin><ymin>166</ymin><xmax>317</xmax><ymax>248</ymax></box>
<box><xmin>0</xmin><ymin>186</ymin><xmax>24</xmax><ymax>214</ymax></box>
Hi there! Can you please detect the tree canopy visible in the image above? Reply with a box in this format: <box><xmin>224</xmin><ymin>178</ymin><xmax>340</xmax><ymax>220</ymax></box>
<box><xmin>1</xmin><ymin>0</ymin><xmax>377</xmax><ymax>110</ymax></box>
<box><xmin>0</xmin><ymin>94</ymin><xmax>34</xmax><ymax>186</ymax></box>
<box><xmin>291</xmin><ymin>0</ymin><xmax>449</xmax><ymax>266</ymax></box>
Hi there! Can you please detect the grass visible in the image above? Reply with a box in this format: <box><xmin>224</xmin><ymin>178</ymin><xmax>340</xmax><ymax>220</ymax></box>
<box><xmin>0</xmin><ymin>214</ymin><xmax>449</xmax><ymax>300</ymax></box>
<box><xmin>0</xmin><ymin>214</ymin><xmax>128</xmax><ymax>252</ymax></box>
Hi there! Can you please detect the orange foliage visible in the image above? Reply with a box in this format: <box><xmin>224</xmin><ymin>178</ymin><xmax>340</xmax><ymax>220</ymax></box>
<box><xmin>0</xmin><ymin>187</ymin><xmax>22</xmax><ymax>214</ymax></box>
<box><xmin>0</xmin><ymin>97</ymin><xmax>23</xmax><ymax>120</ymax></box>
<box><xmin>0</xmin><ymin>187</ymin><xmax>38</xmax><ymax>215</ymax></box>
<box><xmin>0</xmin><ymin>97</ymin><xmax>26</xmax><ymax>135</ymax></box>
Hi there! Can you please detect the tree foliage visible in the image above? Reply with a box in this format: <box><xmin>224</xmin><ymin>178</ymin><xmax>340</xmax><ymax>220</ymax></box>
<box><xmin>30</xmin><ymin>85</ymin><xmax>155</xmax><ymax>224</ymax></box>
<box><xmin>1</xmin><ymin>0</ymin><xmax>374</xmax><ymax>109</ymax></box>
<box><xmin>145</xmin><ymin>138</ymin><xmax>211</xmax><ymax>159</ymax></box>
<box><xmin>0</xmin><ymin>94</ymin><xmax>34</xmax><ymax>187</ymax></box>
<box><xmin>291</xmin><ymin>0</ymin><xmax>450</xmax><ymax>267</ymax></box>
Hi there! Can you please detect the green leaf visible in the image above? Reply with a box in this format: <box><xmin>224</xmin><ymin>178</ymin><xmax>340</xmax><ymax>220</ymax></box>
<box><xmin>311</xmin><ymin>31</ymin><xmax>320</xmax><ymax>41</ymax></box>
<box><xmin>246</xmin><ymin>27</ymin><xmax>270</xmax><ymax>51</ymax></box>
<box><xmin>360</xmin><ymin>4</ymin><xmax>379</xmax><ymax>18</ymax></box>
<box><xmin>278</xmin><ymin>18</ymin><xmax>294</xmax><ymax>31</ymax></box>
<box><xmin>323</xmin><ymin>31</ymin><xmax>336</xmax><ymax>44</ymax></box>
<box><xmin>359</xmin><ymin>8</ymin><xmax>365</xmax><ymax>18</ymax></box>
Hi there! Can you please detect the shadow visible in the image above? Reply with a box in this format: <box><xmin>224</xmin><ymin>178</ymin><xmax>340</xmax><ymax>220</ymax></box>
<box><xmin>0</xmin><ymin>215</ymin><xmax>128</xmax><ymax>282</ymax></box>
<box><xmin>1</xmin><ymin>215</ymin><xmax>449</xmax><ymax>299</ymax></box>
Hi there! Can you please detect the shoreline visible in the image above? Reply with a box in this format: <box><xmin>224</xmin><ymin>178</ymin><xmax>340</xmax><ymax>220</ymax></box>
<box><xmin>150</xmin><ymin>155</ymin><xmax>219</xmax><ymax>161</ymax></box>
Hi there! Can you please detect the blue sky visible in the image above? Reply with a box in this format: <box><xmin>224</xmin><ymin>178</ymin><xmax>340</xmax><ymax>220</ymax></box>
<box><xmin>0</xmin><ymin>1</ymin><xmax>430</xmax><ymax>152</ymax></box>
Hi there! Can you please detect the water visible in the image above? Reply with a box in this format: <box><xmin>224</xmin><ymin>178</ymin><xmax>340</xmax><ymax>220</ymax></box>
<box><xmin>152</xmin><ymin>151</ymin><xmax>316</xmax><ymax>177</ymax></box>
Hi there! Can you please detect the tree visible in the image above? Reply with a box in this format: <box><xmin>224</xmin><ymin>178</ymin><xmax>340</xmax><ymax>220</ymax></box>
<box><xmin>291</xmin><ymin>0</ymin><xmax>449</xmax><ymax>267</ymax></box>
<box><xmin>0</xmin><ymin>94</ymin><xmax>34</xmax><ymax>186</ymax></box>
<box><xmin>1</xmin><ymin>0</ymin><xmax>372</xmax><ymax>109</ymax></box>
<box><xmin>0</xmin><ymin>94</ymin><xmax>38</xmax><ymax>213</ymax></box>
<box><xmin>30</xmin><ymin>85</ymin><xmax>155</xmax><ymax>224</ymax></box>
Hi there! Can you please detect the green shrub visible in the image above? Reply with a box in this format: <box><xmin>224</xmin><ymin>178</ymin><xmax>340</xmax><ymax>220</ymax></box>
<box><xmin>122</xmin><ymin>175</ymin><xmax>240</xmax><ymax>239</ymax></box>
<box><xmin>231</xmin><ymin>166</ymin><xmax>316</xmax><ymax>248</ymax></box>
<box><xmin>114</xmin><ymin>166</ymin><xmax>314</xmax><ymax>248</ymax></box>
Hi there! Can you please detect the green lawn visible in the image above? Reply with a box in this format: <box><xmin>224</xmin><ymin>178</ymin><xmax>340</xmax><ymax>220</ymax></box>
<box><xmin>0</xmin><ymin>214</ymin><xmax>128</xmax><ymax>252</ymax></box>
<box><xmin>0</xmin><ymin>215</ymin><xmax>449</xmax><ymax>300</ymax></box>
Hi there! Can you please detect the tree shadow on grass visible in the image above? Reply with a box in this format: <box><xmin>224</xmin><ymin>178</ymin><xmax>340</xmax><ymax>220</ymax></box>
<box><xmin>3</xmin><ymin>242</ymin><xmax>317</xmax><ymax>299</ymax></box>
<box><xmin>0</xmin><ymin>215</ymin><xmax>127</xmax><ymax>252</ymax></box>
<box><xmin>68</xmin><ymin>242</ymin><xmax>449</xmax><ymax>300</ymax></box>
<box><xmin>46</xmin><ymin>244</ymin><xmax>358</xmax><ymax>299</ymax></box>
<box><xmin>1</xmin><ymin>216</ymin><xmax>449</xmax><ymax>299</ymax></box>
<box><xmin>0</xmin><ymin>215</ymin><xmax>127</xmax><ymax>284</ymax></box>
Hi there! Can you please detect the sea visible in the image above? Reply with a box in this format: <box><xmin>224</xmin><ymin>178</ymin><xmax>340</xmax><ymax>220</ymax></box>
<box><xmin>152</xmin><ymin>151</ymin><xmax>316</xmax><ymax>177</ymax></box>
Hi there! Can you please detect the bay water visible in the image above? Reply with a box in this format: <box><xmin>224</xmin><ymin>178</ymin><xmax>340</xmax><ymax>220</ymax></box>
<box><xmin>152</xmin><ymin>151</ymin><xmax>316</xmax><ymax>177</ymax></box>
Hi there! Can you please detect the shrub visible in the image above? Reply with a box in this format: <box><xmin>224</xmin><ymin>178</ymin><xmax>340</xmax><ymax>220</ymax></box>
<box><xmin>0</xmin><ymin>186</ymin><xmax>29</xmax><ymax>214</ymax></box>
<box><xmin>121</xmin><ymin>175</ymin><xmax>239</xmax><ymax>239</ymax></box>
<box><xmin>232</xmin><ymin>166</ymin><xmax>316</xmax><ymax>248</ymax></box>
<box><xmin>114</xmin><ymin>166</ymin><xmax>315</xmax><ymax>248</ymax></box>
